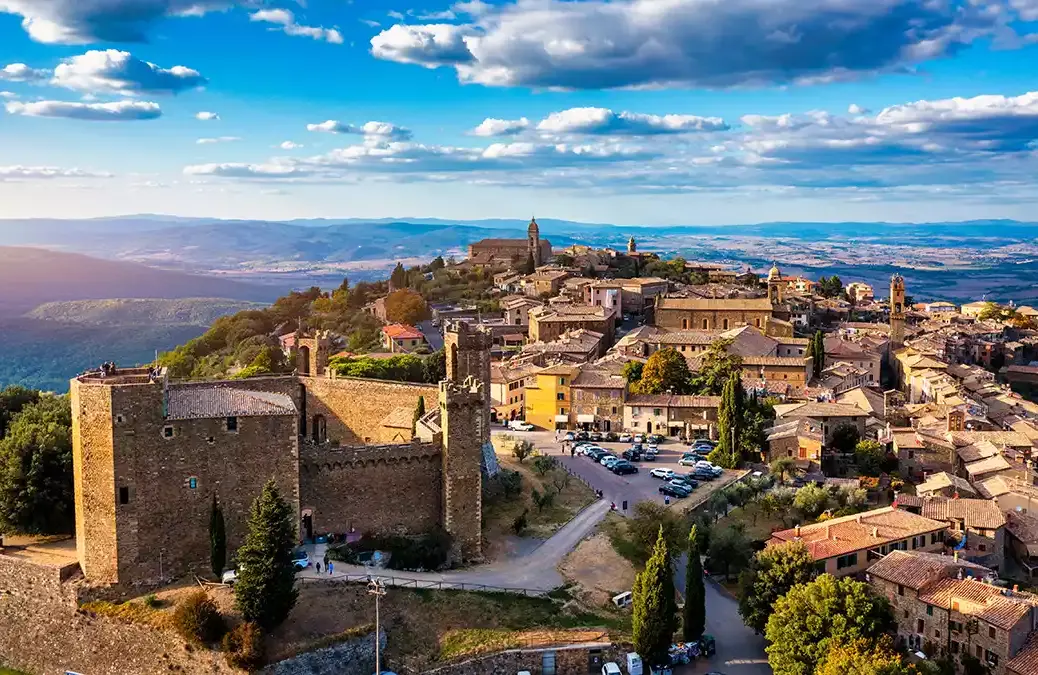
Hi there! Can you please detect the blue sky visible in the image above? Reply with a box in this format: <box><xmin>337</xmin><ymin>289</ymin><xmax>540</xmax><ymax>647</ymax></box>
<box><xmin>1</xmin><ymin>0</ymin><xmax>1037</xmax><ymax>224</ymax></box>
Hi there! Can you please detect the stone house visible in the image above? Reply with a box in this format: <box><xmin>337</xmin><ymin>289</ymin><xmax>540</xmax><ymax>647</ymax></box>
<box><xmin>865</xmin><ymin>549</ymin><xmax>1038</xmax><ymax>672</ymax></box>
<box><xmin>653</xmin><ymin>296</ymin><xmax>784</xmax><ymax>332</ymax></box>
<box><xmin>764</xmin><ymin>419</ymin><xmax>824</xmax><ymax>470</ymax></box>
<box><xmin>516</xmin><ymin>329</ymin><xmax>605</xmax><ymax>365</ymax></box>
<box><xmin>824</xmin><ymin>336</ymin><xmax>882</xmax><ymax>384</ymax></box>
<box><xmin>584</xmin><ymin>280</ymin><xmax>624</xmax><ymax>316</ymax></box>
<box><xmin>569</xmin><ymin>368</ymin><xmax>627</xmax><ymax>432</ymax></box>
<box><xmin>623</xmin><ymin>394</ymin><xmax>720</xmax><ymax>438</ymax></box>
<box><xmin>619</xmin><ymin>277</ymin><xmax>669</xmax><ymax>314</ymax></box>
<box><xmin>528</xmin><ymin>304</ymin><xmax>616</xmax><ymax>347</ymax></box>
<box><xmin>894</xmin><ymin>494</ymin><xmax>1007</xmax><ymax>572</ymax></box>
<box><xmin>768</xmin><ymin>506</ymin><xmax>948</xmax><ymax>577</ymax></box>
<box><xmin>523</xmin><ymin>269</ymin><xmax>571</xmax><ymax>297</ymax></box>
<box><xmin>916</xmin><ymin>471</ymin><xmax>979</xmax><ymax>498</ymax></box>
<box><xmin>501</xmin><ymin>295</ymin><xmax>543</xmax><ymax>328</ymax></box>
<box><xmin>380</xmin><ymin>323</ymin><xmax>427</xmax><ymax>353</ymax></box>
<box><xmin>773</xmin><ymin>401</ymin><xmax>870</xmax><ymax>444</ymax></box>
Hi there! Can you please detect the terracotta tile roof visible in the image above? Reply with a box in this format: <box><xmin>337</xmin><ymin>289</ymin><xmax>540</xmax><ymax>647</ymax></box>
<box><xmin>570</xmin><ymin>369</ymin><xmax>626</xmax><ymax>389</ymax></box>
<box><xmin>1007</xmin><ymin>631</ymin><xmax>1038</xmax><ymax>675</ymax></box>
<box><xmin>382</xmin><ymin>323</ymin><xmax>424</xmax><ymax>340</ymax></box>
<box><xmin>916</xmin><ymin>472</ymin><xmax>978</xmax><ymax>496</ymax></box>
<box><xmin>1007</xmin><ymin>513</ymin><xmax>1038</xmax><ymax>556</ymax></box>
<box><xmin>742</xmin><ymin>355</ymin><xmax>807</xmax><ymax>367</ymax></box>
<box><xmin>657</xmin><ymin>330</ymin><xmax>723</xmax><ymax>345</ymax></box>
<box><xmin>380</xmin><ymin>406</ymin><xmax>416</xmax><ymax>430</ymax></box>
<box><xmin>910</xmin><ymin>496</ymin><xmax>1006</xmax><ymax>529</ymax></box>
<box><xmin>964</xmin><ymin>455</ymin><xmax>1013</xmax><ymax>478</ymax></box>
<box><xmin>775</xmin><ymin>402</ymin><xmax>870</xmax><ymax>419</ymax></box>
<box><xmin>166</xmin><ymin>386</ymin><xmax>296</xmax><ymax>420</ymax></box>
<box><xmin>949</xmin><ymin>430</ymin><xmax>1032</xmax><ymax>448</ymax></box>
<box><xmin>958</xmin><ymin>440</ymin><xmax>1002</xmax><ymax>463</ymax></box>
<box><xmin>867</xmin><ymin>550</ymin><xmax>991</xmax><ymax>590</ymax></box>
<box><xmin>766</xmin><ymin>419</ymin><xmax>823</xmax><ymax>443</ymax></box>
<box><xmin>893</xmin><ymin>430</ymin><xmax>925</xmax><ymax>449</ymax></box>
<box><xmin>918</xmin><ymin>577</ymin><xmax>1036</xmax><ymax>630</ymax></box>
<box><xmin>768</xmin><ymin>506</ymin><xmax>947</xmax><ymax>561</ymax></box>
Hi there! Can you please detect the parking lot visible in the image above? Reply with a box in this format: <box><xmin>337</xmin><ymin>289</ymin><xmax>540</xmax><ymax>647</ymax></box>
<box><xmin>501</xmin><ymin>429</ymin><xmax>742</xmax><ymax>514</ymax></box>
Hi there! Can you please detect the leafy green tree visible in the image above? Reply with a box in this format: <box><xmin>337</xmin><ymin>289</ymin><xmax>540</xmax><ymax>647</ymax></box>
<box><xmin>737</xmin><ymin>541</ymin><xmax>817</xmax><ymax>634</ymax></box>
<box><xmin>690</xmin><ymin>338</ymin><xmax>742</xmax><ymax>395</ymax></box>
<box><xmin>794</xmin><ymin>483</ymin><xmax>832</xmax><ymax>520</ymax></box>
<box><xmin>636</xmin><ymin>347</ymin><xmax>692</xmax><ymax>395</ymax></box>
<box><xmin>770</xmin><ymin>456</ymin><xmax>797</xmax><ymax>482</ymax></box>
<box><xmin>621</xmin><ymin>361</ymin><xmax>644</xmax><ymax>386</ymax></box>
<box><xmin>423</xmin><ymin>349</ymin><xmax>446</xmax><ymax>383</ymax></box>
<box><xmin>0</xmin><ymin>394</ymin><xmax>73</xmax><ymax>535</ymax></box>
<box><xmin>533</xmin><ymin>454</ymin><xmax>557</xmax><ymax>476</ymax></box>
<box><xmin>0</xmin><ymin>385</ymin><xmax>40</xmax><ymax>437</ymax></box>
<box><xmin>765</xmin><ymin>574</ymin><xmax>894</xmax><ymax>675</ymax></box>
<box><xmin>706</xmin><ymin>523</ymin><xmax>752</xmax><ymax>580</ymax></box>
<box><xmin>384</xmin><ymin>288</ymin><xmax>431</xmax><ymax>326</ymax></box>
<box><xmin>740</xmin><ymin>395</ymin><xmax>776</xmax><ymax>460</ymax></box>
<box><xmin>429</xmin><ymin>256</ymin><xmax>446</xmax><ymax>271</ymax></box>
<box><xmin>817</xmin><ymin>275</ymin><xmax>844</xmax><ymax>299</ymax></box>
<box><xmin>831</xmin><ymin>423</ymin><xmax>861</xmax><ymax>454</ymax></box>
<box><xmin>815</xmin><ymin>638</ymin><xmax>918</xmax><ymax>675</ymax></box>
<box><xmin>709</xmin><ymin>372</ymin><xmax>742</xmax><ymax>468</ymax></box>
<box><xmin>511</xmin><ymin>439</ymin><xmax>534</xmax><ymax>463</ymax></box>
<box><xmin>632</xmin><ymin>528</ymin><xmax>678</xmax><ymax>667</ymax></box>
<box><xmin>628</xmin><ymin>501</ymin><xmax>687</xmax><ymax>562</ymax></box>
<box><xmin>707</xmin><ymin>489</ymin><xmax>730</xmax><ymax>521</ymax></box>
<box><xmin>960</xmin><ymin>654</ymin><xmax>991</xmax><ymax>675</ymax></box>
<box><xmin>854</xmin><ymin>439</ymin><xmax>886</xmax><ymax>477</ymax></box>
<box><xmin>682</xmin><ymin>525</ymin><xmax>706</xmax><ymax>641</ymax></box>
<box><xmin>234</xmin><ymin>480</ymin><xmax>299</xmax><ymax>630</ymax></box>
<box><xmin>210</xmin><ymin>494</ymin><xmax>227</xmax><ymax>579</ymax></box>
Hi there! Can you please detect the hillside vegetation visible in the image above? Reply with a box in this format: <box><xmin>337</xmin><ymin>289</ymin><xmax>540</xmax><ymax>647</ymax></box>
<box><xmin>0</xmin><ymin>246</ymin><xmax>277</xmax><ymax>317</ymax></box>
<box><xmin>27</xmin><ymin>298</ymin><xmax>267</xmax><ymax>326</ymax></box>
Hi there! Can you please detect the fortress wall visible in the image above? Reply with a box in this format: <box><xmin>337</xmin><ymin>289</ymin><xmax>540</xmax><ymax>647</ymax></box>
<box><xmin>299</xmin><ymin>442</ymin><xmax>443</xmax><ymax>536</ymax></box>
<box><xmin>71</xmin><ymin>380</ymin><xmax>119</xmax><ymax>583</ymax></box>
<box><xmin>107</xmin><ymin>383</ymin><xmax>299</xmax><ymax>585</ymax></box>
<box><xmin>301</xmin><ymin>376</ymin><xmax>437</xmax><ymax>444</ymax></box>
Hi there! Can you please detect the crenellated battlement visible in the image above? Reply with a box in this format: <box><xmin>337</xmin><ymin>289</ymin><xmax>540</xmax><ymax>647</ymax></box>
<box><xmin>300</xmin><ymin>440</ymin><xmax>440</xmax><ymax>472</ymax></box>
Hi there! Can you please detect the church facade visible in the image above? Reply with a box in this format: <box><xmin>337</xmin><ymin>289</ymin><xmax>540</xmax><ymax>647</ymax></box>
<box><xmin>467</xmin><ymin>218</ymin><xmax>552</xmax><ymax>267</ymax></box>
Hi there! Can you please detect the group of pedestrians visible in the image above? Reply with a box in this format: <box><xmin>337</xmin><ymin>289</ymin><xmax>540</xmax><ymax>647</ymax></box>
<box><xmin>313</xmin><ymin>552</ymin><xmax>334</xmax><ymax>576</ymax></box>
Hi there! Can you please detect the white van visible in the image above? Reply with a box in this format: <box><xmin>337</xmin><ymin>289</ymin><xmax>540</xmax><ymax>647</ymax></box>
<box><xmin>626</xmin><ymin>652</ymin><xmax>643</xmax><ymax>675</ymax></box>
<box><xmin>602</xmin><ymin>663</ymin><xmax>622</xmax><ymax>675</ymax></box>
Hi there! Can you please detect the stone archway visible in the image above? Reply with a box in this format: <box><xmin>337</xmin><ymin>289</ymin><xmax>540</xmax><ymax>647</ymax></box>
<box><xmin>311</xmin><ymin>414</ymin><xmax>326</xmax><ymax>444</ymax></box>
<box><xmin>299</xmin><ymin>345</ymin><xmax>311</xmax><ymax>375</ymax></box>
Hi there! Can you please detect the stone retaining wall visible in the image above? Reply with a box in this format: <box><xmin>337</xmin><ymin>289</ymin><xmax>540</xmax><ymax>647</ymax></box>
<box><xmin>422</xmin><ymin>642</ymin><xmax>626</xmax><ymax>675</ymax></box>
<box><xmin>262</xmin><ymin>630</ymin><xmax>384</xmax><ymax>675</ymax></box>
<box><xmin>0</xmin><ymin>552</ymin><xmax>78</xmax><ymax>607</ymax></box>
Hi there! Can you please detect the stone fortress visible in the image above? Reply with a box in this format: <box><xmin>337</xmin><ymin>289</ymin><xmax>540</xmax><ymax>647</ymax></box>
<box><xmin>70</xmin><ymin>321</ymin><xmax>494</xmax><ymax>588</ymax></box>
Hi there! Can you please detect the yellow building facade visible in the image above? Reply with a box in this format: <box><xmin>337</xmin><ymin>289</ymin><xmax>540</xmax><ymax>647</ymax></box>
<box><xmin>524</xmin><ymin>364</ymin><xmax>578</xmax><ymax>430</ymax></box>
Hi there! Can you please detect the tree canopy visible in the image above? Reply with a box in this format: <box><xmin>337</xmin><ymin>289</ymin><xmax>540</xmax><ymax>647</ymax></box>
<box><xmin>682</xmin><ymin>525</ymin><xmax>706</xmax><ymax>641</ymax></box>
<box><xmin>815</xmin><ymin>638</ymin><xmax>919</xmax><ymax>675</ymax></box>
<box><xmin>689</xmin><ymin>338</ymin><xmax>741</xmax><ymax>395</ymax></box>
<box><xmin>709</xmin><ymin>372</ymin><xmax>743</xmax><ymax>469</ymax></box>
<box><xmin>234</xmin><ymin>480</ymin><xmax>299</xmax><ymax>629</ymax></box>
<box><xmin>737</xmin><ymin>541</ymin><xmax>817</xmax><ymax>634</ymax></box>
<box><xmin>817</xmin><ymin>276</ymin><xmax>844</xmax><ymax>298</ymax></box>
<box><xmin>765</xmin><ymin>574</ymin><xmax>894</xmax><ymax>675</ymax></box>
<box><xmin>0</xmin><ymin>393</ymin><xmax>74</xmax><ymax>535</ymax></box>
<box><xmin>635</xmin><ymin>347</ymin><xmax>692</xmax><ymax>395</ymax></box>
<box><xmin>384</xmin><ymin>289</ymin><xmax>431</xmax><ymax>327</ymax></box>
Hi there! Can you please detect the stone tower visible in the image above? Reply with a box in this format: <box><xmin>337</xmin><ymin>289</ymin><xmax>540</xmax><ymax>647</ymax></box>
<box><xmin>296</xmin><ymin>331</ymin><xmax>331</xmax><ymax>377</ymax></box>
<box><xmin>628</xmin><ymin>236</ymin><xmax>637</xmax><ymax>255</ymax></box>
<box><xmin>767</xmin><ymin>263</ymin><xmax>784</xmax><ymax>305</ymax></box>
<box><xmin>439</xmin><ymin>377</ymin><xmax>485</xmax><ymax>561</ymax></box>
<box><xmin>890</xmin><ymin>274</ymin><xmax>906</xmax><ymax>348</ymax></box>
<box><xmin>443</xmin><ymin>321</ymin><xmax>497</xmax><ymax>471</ymax></box>
<box><xmin>528</xmin><ymin>217</ymin><xmax>542</xmax><ymax>267</ymax></box>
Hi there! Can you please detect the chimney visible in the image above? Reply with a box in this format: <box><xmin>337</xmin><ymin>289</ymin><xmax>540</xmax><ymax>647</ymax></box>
<box><xmin>794</xmin><ymin>524</ymin><xmax>801</xmax><ymax>537</ymax></box>
<box><xmin>872</xmin><ymin>526</ymin><xmax>878</xmax><ymax>538</ymax></box>
<box><xmin>954</xmin><ymin>550</ymin><xmax>959</xmax><ymax>562</ymax></box>
<box><xmin>1015</xmin><ymin>584</ymin><xmax>1020</xmax><ymax>593</ymax></box>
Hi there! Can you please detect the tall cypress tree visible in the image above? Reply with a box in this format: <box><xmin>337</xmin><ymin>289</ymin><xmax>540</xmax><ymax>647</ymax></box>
<box><xmin>234</xmin><ymin>480</ymin><xmax>299</xmax><ymax>629</ymax></box>
<box><xmin>412</xmin><ymin>395</ymin><xmax>426</xmax><ymax>434</ymax></box>
<box><xmin>811</xmin><ymin>331</ymin><xmax>825</xmax><ymax>379</ymax></box>
<box><xmin>682</xmin><ymin>525</ymin><xmax>706</xmax><ymax>641</ymax></box>
<box><xmin>633</xmin><ymin>527</ymin><xmax>678</xmax><ymax>667</ymax></box>
<box><xmin>709</xmin><ymin>372</ymin><xmax>742</xmax><ymax>469</ymax></box>
<box><xmin>209</xmin><ymin>493</ymin><xmax>226</xmax><ymax>579</ymax></box>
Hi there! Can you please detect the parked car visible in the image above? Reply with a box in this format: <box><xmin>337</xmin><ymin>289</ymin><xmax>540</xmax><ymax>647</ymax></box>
<box><xmin>576</xmin><ymin>430</ymin><xmax>590</xmax><ymax>441</ymax></box>
<box><xmin>646</xmin><ymin>442</ymin><xmax>659</xmax><ymax>452</ymax></box>
<box><xmin>659</xmin><ymin>483</ymin><xmax>691</xmax><ymax>498</ymax></box>
<box><xmin>508</xmin><ymin>420</ymin><xmax>534</xmax><ymax>431</ymax></box>
<box><xmin>605</xmin><ymin>431</ymin><xmax>619</xmax><ymax>442</ymax></box>
<box><xmin>587</xmin><ymin>449</ymin><xmax>607</xmax><ymax>461</ymax></box>
<box><xmin>619</xmin><ymin>433</ymin><xmax>633</xmax><ymax>443</ymax></box>
<box><xmin>564</xmin><ymin>432</ymin><xmax>575</xmax><ymax>441</ymax></box>
<box><xmin>673</xmin><ymin>475</ymin><xmax>700</xmax><ymax>489</ymax></box>
<box><xmin>601</xmin><ymin>455</ymin><xmax>620</xmax><ymax>467</ymax></box>
<box><xmin>602</xmin><ymin>663</ymin><xmax>623</xmax><ymax>675</ymax></box>
<box><xmin>650</xmin><ymin>468</ymin><xmax>677</xmax><ymax>480</ymax></box>
<box><xmin>648</xmin><ymin>434</ymin><xmax>664</xmax><ymax>444</ymax></box>
<box><xmin>631</xmin><ymin>442</ymin><xmax>644</xmax><ymax>451</ymax></box>
<box><xmin>633</xmin><ymin>434</ymin><xmax>645</xmax><ymax>443</ymax></box>
<box><xmin>643</xmin><ymin>449</ymin><xmax>658</xmax><ymax>461</ymax></box>
<box><xmin>665</xmin><ymin>480</ymin><xmax>694</xmax><ymax>494</ymax></box>
<box><xmin>678</xmin><ymin>455</ymin><xmax>700</xmax><ymax>467</ymax></box>
<box><xmin>622</xmin><ymin>449</ymin><xmax>642</xmax><ymax>461</ymax></box>
<box><xmin>612</xmin><ymin>461</ymin><xmax>639</xmax><ymax>475</ymax></box>
<box><xmin>291</xmin><ymin>548</ymin><xmax>310</xmax><ymax>569</ymax></box>
<box><xmin>691</xmin><ymin>468</ymin><xmax>717</xmax><ymax>481</ymax></box>
<box><xmin>589</xmin><ymin>431</ymin><xmax>603</xmax><ymax>441</ymax></box>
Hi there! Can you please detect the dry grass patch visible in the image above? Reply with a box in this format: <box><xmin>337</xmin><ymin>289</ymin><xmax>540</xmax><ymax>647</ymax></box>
<box><xmin>80</xmin><ymin>599</ymin><xmax>172</xmax><ymax>629</ymax></box>
<box><xmin>439</xmin><ymin>628</ymin><xmax>610</xmax><ymax>661</ymax></box>
<box><xmin>560</xmin><ymin>514</ymin><xmax>638</xmax><ymax>607</ymax></box>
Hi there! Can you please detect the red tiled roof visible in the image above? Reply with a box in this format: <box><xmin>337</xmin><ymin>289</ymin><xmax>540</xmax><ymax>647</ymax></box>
<box><xmin>382</xmin><ymin>324</ymin><xmax>424</xmax><ymax>340</ymax></box>
<box><xmin>769</xmin><ymin>506</ymin><xmax>946</xmax><ymax>561</ymax></box>
<box><xmin>919</xmin><ymin>577</ymin><xmax>1036</xmax><ymax>630</ymax></box>
<box><xmin>867</xmin><ymin>550</ymin><xmax>990</xmax><ymax>590</ymax></box>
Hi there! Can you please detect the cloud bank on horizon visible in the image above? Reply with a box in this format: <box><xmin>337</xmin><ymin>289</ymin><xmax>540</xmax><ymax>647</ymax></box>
<box><xmin>1</xmin><ymin>0</ymin><xmax>1038</xmax><ymax>223</ymax></box>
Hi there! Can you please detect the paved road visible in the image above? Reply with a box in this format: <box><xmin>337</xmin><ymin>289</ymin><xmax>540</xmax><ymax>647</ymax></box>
<box><xmin>300</xmin><ymin>499</ymin><xmax>612</xmax><ymax>592</ymax></box>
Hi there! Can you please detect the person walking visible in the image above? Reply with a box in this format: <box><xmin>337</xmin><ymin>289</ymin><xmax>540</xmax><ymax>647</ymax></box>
<box><xmin>323</xmin><ymin>552</ymin><xmax>329</xmax><ymax>570</ymax></box>
<box><xmin>328</xmin><ymin>561</ymin><xmax>334</xmax><ymax>576</ymax></box>
<box><xmin>315</xmin><ymin>561</ymin><xmax>321</xmax><ymax>574</ymax></box>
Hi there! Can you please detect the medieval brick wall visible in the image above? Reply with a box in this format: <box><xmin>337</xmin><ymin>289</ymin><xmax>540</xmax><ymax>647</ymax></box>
<box><xmin>299</xmin><ymin>442</ymin><xmax>442</xmax><ymax>536</ymax></box>
<box><xmin>440</xmin><ymin>379</ymin><xmax>484</xmax><ymax>560</ymax></box>
<box><xmin>569</xmin><ymin>387</ymin><xmax>624</xmax><ymax>432</ymax></box>
<box><xmin>0</xmin><ymin>553</ymin><xmax>77</xmax><ymax>606</ymax></box>
<box><xmin>301</xmin><ymin>376</ymin><xmax>437</xmax><ymax>444</ymax></box>
<box><xmin>71</xmin><ymin>380</ymin><xmax>119</xmax><ymax>583</ymax></box>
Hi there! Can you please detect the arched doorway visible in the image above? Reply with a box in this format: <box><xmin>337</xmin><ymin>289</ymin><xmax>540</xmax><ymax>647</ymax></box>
<box><xmin>301</xmin><ymin>509</ymin><xmax>314</xmax><ymax>542</ymax></box>
<box><xmin>646</xmin><ymin>421</ymin><xmax>652</xmax><ymax>433</ymax></box>
<box><xmin>299</xmin><ymin>345</ymin><xmax>311</xmax><ymax>375</ymax></box>
<box><xmin>312</xmin><ymin>414</ymin><xmax>326</xmax><ymax>444</ymax></box>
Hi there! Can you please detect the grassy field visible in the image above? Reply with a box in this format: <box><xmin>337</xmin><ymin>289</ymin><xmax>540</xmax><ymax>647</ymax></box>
<box><xmin>712</xmin><ymin>502</ymin><xmax>789</xmax><ymax>543</ymax></box>
<box><xmin>483</xmin><ymin>438</ymin><xmax>596</xmax><ymax>560</ymax></box>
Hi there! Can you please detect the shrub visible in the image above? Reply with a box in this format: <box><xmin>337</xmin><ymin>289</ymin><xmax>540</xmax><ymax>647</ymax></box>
<box><xmin>173</xmin><ymin>590</ymin><xmax>226</xmax><ymax>645</ymax></box>
<box><xmin>223</xmin><ymin>622</ymin><xmax>265</xmax><ymax>672</ymax></box>
<box><xmin>143</xmin><ymin>594</ymin><xmax>161</xmax><ymax>609</ymax></box>
<box><xmin>512</xmin><ymin>509</ymin><xmax>529</xmax><ymax>535</ymax></box>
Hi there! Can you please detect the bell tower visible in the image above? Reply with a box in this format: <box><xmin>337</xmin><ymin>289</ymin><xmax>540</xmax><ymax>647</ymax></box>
<box><xmin>628</xmin><ymin>236</ymin><xmax>637</xmax><ymax>255</ymax></box>
<box><xmin>890</xmin><ymin>274</ymin><xmax>906</xmax><ymax>348</ymax></box>
<box><xmin>528</xmin><ymin>218</ymin><xmax>541</xmax><ymax>267</ymax></box>
<box><xmin>767</xmin><ymin>263</ymin><xmax>784</xmax><ymax>305</ymax></box>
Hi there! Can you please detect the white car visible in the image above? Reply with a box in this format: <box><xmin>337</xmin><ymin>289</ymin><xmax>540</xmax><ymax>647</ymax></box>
<box><xmin>602</xmin><ymin>664</ymin><xmax>622</xmax><ymax>675</ymax></box>
<box><xmin>650</xmin><ymin>468</ymin><xmax>676</xmax><ymax>480</ymax></box>
<box><xmin>619</xmin><ymin>433</ymin><xmax>633</xmax><ymax>442</ymax></box>
<box><xmin>602</xmin><ymin>457</ymin><xmax>621</xmax><ymax>469</ymax></box>
<box><xmin>633</xmin><ymin>434</ymin><xmax>645</xmax><ymax>443</ymax></box>
<box><xmin>509</xmin><ymin>421</ymin><xmax>534</xmax><ymax>431</ymax></box>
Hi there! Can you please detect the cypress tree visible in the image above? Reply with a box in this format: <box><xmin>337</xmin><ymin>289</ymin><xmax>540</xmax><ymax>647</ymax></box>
<box><xmin>633</xmin><ymin>527</ymin><xmax>678</xmax><ymax>667</ymax></box>
<box><xmin>682</xmin><ymin>525</ymin><xmax>706</xmax><ymax>641</ymax></box>
<box><xmin>709</xmin><ymin>372</ymin><xmax>742</xmax><ymax>468</ymax></box>
<box><xmin>209</xmin><ymin>493</ymin><xmax>226</xmax><ymax>579</ymax></box>
<box><xmin>811</xmin><ymin>331</ymin><xmax>825</xmax><ymax>379</ymax></box>
<box><xmin>412</xmin><ymin>396</ymin><xmax>426</xmax><ymax>434</ymax></box>
<box><xmin>234</xmin><ymin>480</ymin><xmax>299</xmax><ymax>629</ymax></box>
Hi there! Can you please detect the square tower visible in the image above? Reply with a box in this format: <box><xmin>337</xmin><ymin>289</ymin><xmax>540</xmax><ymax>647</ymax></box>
<box><xmin>890</xmin><ymin>274</ymin><xmax>906</xmax><ymax>348</ymax></box>
<box><xmin>439</xmin><ymin>377</ymin><xmax>484</xmax><ymax>561</ymax></box>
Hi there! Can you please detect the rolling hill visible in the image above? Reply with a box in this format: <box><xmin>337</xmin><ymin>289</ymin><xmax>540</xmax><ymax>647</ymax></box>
<box><xmin>26</xmin><ymin>298</ymin><xmax>267</xmax><ymax>326</ymax></box>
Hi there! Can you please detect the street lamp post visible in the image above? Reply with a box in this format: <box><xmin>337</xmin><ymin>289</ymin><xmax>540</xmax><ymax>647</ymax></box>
<box><xmin>368</xmin><ymin>577</ymin><xmax>386</xmax><ymax>675</ymax></box>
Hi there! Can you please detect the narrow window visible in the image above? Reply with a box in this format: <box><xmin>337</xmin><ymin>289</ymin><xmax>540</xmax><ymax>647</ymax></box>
<box><xmin>226</xmin><ymin>416</ymin><xmax>238</xmax><ymax>432</ymax></box>
<box><xmin>119</xmin><ymin>487</ymin><xmax>130</xmax><ymax>505</ymax></box>
<box><xmin>989</xmin><ymin>627</ymin><xmax>996</xmax><ymax>639</ymax></box>
<box><xmin>163</xmin><ymin>425</ymin><xmax>174</xmax><ymax>438</ymax></box>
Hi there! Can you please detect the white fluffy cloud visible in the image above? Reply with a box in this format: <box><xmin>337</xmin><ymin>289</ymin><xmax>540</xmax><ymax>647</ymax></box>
<box><xmin>196</xmin><ymin>111</ymin><xmax>220</xmax><ymax>121</ymax></box>
<box><xmin>471</xmin><ymin>117</ymin><xmax>530</xmax><ymax>136</ymax></box>
<box><xmin>0</xmin><ymin>165</ymin><xmax>110</xmax><ymax>180</ymax></box>
<box><xmin>306</xmin><ymin>120</ymin><xmax>413</xmax><ymax>140</ymax></box>
<box><xmin>197</xmin><ymin>136</ymin><xmax>241</xmax><ymax>144</ymax></box>
<box><xmin>5</xmin><ymin>99</ymin><xmax>161</xmax><ymax>121</ymax></box>
<box><xmin>848</xmin><ymin>104</ymin><xmax>870</xmax><ymax>115</ymax></box>
<box><xmin>371</xmin><ymin>0</ymin><xmax>1035</xmax><ymax>89</ymax></box>
<box><xmin>250</xmin><ymin>9</ymin><xmax>343</xmax><ymax>44</ymax></box>
<box><xmin>0</xmin><ymin>63</ymin><xmax>48</xmax><ymax>82</ymax></box>
<box><xmin>537</xmin><ymin>107</ymin><xmax>728</xmax><ymax>135</ymax></box>
<box><xmin>279</xmin><ymin>141</ymin><xmax>302</xmax><ymax>149</ymax></box>
<box><xmin>51</xmin><ymin>50</ymin><xmax>206</xmax><ymax>95</ymax></box>
<box><xmin>0</xmin><ymin>0</ymin><xmax>238</xmax><ymax>44</ymax></box>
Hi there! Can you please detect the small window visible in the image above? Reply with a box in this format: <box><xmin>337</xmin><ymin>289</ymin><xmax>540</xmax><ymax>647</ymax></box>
<box><xmin>163</xmin><ymin>425</ymin><xmax>174</xmax><ymax>438</ymax></box>
<box><xmin>702</xmin><ymin>319</ymin><xmax>709</xmax><ymax>330</ymax></box>
<box><xmin>226</xmin><ymin>416</ymin><xmax>238</xmax><ymax>432</ymax></box>
<box><xmin>119</xmin><ymin>487</ymin><xmax>129</xmax><ymax>505</ymax></box>
<box><xmin>557</xmin><ymin>393</ymin><xmax>565</xmax><ymax>401</ymax></box>
<box><xmin>986</xmin><ymin>650</ymin><xmax>999</xmax><ymax>666</ymax></box>
<box><xmin>188</xmin><ymin>477</ymin><xmax>197</xmax><ymax>490</ymax></box>
<box><xmin>612</xmin><ymin>407</ymin><xmax>617</xmax><ymax>414</ymax></box>
<box><xmin>927</xmin><ymin>605</ymin><xmax>933</xmax><ymax>616</ymax></box>
<box><xmin>917</xmin><ymin>619</ymin><xmax>925</xmax><ymax>633</ymax></box>
<box><xmin>951</xmin><ymin>641</ymin><xmax>959</xmax><ymax>654</ymax></box>
<box><xmin>723</xmin><ymin>319</ymin><xmax>729</xmax><ymax>330</ymax></box>
<box><xmin>115</xmin><ymin>414</ymin><xmax>125</xmax><ymax>424</ymax></box>
<box><xmin>989</xmin><ymin>626</ymin><xmax>996</xmax><ymax>639</ymax></box>
<box><xmin>559</xmin><ymin>377</ymin><xmax>566</xmax><ymax>386</ymax></box>
<box><xmin>898</xmin><ymin>584</ymin><xmax>904</xmax><ymax>596</ymax></box>
<box><xmin>979</xmin><ymin>544</ymin><xmax>987</xmax><ymax>552</ymax></box>
<box><xmin>653</xmin><ymin>408</ymin><xmax>662</xmax><ymax>416</ymax></box>
<box><xmin>934</xmin><ymin>629</ymin><xmax>941</xmax><ymax>639</ymax></box>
